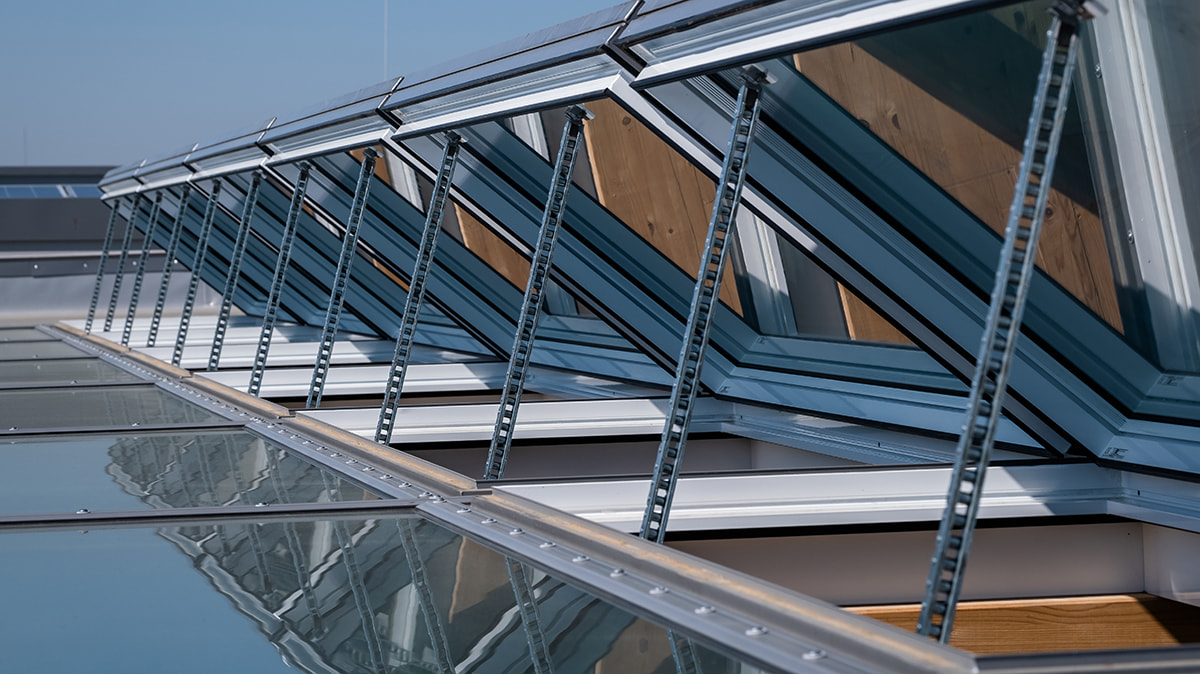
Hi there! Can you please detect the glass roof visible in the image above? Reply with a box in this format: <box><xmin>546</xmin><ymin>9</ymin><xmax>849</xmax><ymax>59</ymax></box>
<box><xmin>68</xmin><ymin>0</ymin><xmax>1200</xmax><ymax>668</ymax></box>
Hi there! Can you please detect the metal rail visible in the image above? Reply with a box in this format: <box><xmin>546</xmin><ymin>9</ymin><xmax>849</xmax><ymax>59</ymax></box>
<box><xmin>640</xmin><ymin>67</ymin><xmax>766</xmax><ymax>542</ymax></box>
<box><xmin>172</xmin><ymin>179</ymin><xmax>223</xmax><ymax>368</ymax></box>
<box><xmin>85</xmin><ymin>198</ymin><xmax>122</xmax><ymax>333</ymax></box>
<box><xmin>306</xmin><ymin>149</ymin><xmax>377</xmax><ymax>409</ymax></box>
<box><xmin>916</xmin><ymin>0</ymin><xmax>1098</xmax><ymax>643</ymax></box>
<box><xmin>483</xmin><ymin>105</ymin><xmax>592</xmax><ymax>480</ymax></box>
<box><xmin>121</xmin><ymin>192</ymin><xmax>163</xmax><ymax>346</ymax></box>
<box><xmin>376</xmin><ymin>132</ymin><xmax>463</xmax><ymax>444</ymax></box>
<box><xmin>147</xmin><ymin>185</ymin><xmax>192</xmax><ymax>347</ymax></box>
<box><xmin>103</xmin><ymin>193</ymin><xmax>142</xmax><ymax>332</ymax></box>
<box><xmin>207</xmin><ymin>170</ymin><xmax>263</xmax><ymax>371</ymax></box>
<box><xmin>248</xmin><ymin>163</ymin><xmax>312</xmax><ymax>396</ymax></box>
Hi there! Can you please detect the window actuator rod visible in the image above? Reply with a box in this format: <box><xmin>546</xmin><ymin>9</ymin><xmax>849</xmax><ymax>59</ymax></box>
<box><xmin>85</xmin><ymin>197</ymin><xmax>122</xmax><ymax>334</ymax></box>
<box><xmin>483</xmin><ymin>105</ymin><xmax>593</xmax><ymax>480</ymax></box>
<box><xmin>121</xmin><ymin>192</ymin><xmax>163</xmax><ymax>347</ymax></box>
<box><xmin>307</xmin><ymin>149</ymin><xmax>378</xmax><ymax>409</ymax></box>
<box><xmin>207</xmin><ymin>170</ymin><xmax>263</xmax><ymax>371</ymax></box>
<box><xmin>376</xmin><ymin>132</ymin><xmax>464</xmax><ymax>444</ymax></box>
<box><xmin>640</xmin><ymin>66</ymin><xmax>768</xmax><ymax>544</ymax></box>
<box><xmin>171</xmin><ymin>179</ymin><xmax>223</xmax><ymax>368</ymax></box>
<box><xmin>248</xmin><ymin>163</ymin><xmax>311</xmax><ymax>397</ymax></box>
<box><xmin>146</xmin><ymin>185</ymin><xmax>192</xmax><ymax>348</ymax></box>
<box><xmin>916</xmin><ymin>0</ymin><xmax>1104</xmax><ymax>644</ymax></box>
<box><xmin>103</xmin><ymin>193</ymin><xmax>143</xmax><ymax>333</ymax></box>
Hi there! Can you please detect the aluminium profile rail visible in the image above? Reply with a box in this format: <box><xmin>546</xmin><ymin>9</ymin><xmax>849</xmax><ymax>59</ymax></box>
<box><xmin>916</xmin><ymin>0</ymin><xmax>1100</xmax><ymax>643</ymax></box>
<box><xmin>306</xmin><ymin>148</ymin><xmax>377</xmax><ymax>409</ymax></box>
<box><xmin>376</xmin><ymin>132</ymin><xmax>463</xmax><ymax>444</ymax></box>
<box><xmin>248</xmin><ymin>163</ymin><xmax>311</xmax><ymax>396</ymax></box>
<box><xmin>171</xmin><ymin>179</ymin><xmax>223</xmax><ymax>366</ymax></box>
<box><xmin>483</xmin><ymin>105</ymin><xmax>593</xmax><ymax>480</ymax></box>
<box><xmin>121</xmin><ymin>192</ymin><xmax>164</xmax><ymax>347</ymax></box>
<box><xmin>640</xmin><ymin>67</ymin><xmax>767</xmax><ymax>543</ymax></box>
<box><xmin>147</xmin><ymin>185</ymin><xmax>192</xmax><ymax>347</ymax></box>
<box><xmin>208</xmin><ymin>170</ymin><xmax>263</xmax><ymax>371</ymax></box>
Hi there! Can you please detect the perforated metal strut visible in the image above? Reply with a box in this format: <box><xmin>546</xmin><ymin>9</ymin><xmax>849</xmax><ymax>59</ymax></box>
<box><xmin>171</xmin><ymin>179</ymin><xmax>222</xmax><ymax>368</ymax></box>
<box><xmin>507</xmin><ymin>557</ymin><xmax>554</xmax><ymax>673</ymax></box>
<box><xmin>640</xmin><ymin>67</ymin><xmax>767</xmax><ymax>543</ymax></box>
<box><xmin>376</xmin><ymin>132</ymin><xmax>463</xmax><ymax>444</ymax></box>
<box><xmin>104</xmin><ymin>193</ymin><xmax>143</xmax><ymax>332</ymax></box>
<box><xmin>396</xmin><ymin>521</ymin><xmax>454</xmax><ymax>674</ymax></box>
<box><xmin>306</xmin><ymin>149</ymin><xmax>377</xmax><ymax>409</ymax></box>
<box><xmin>248</xmin><ymin>163</ymin><xmax>311</xmax><ymax>397</ymax></box>
<box><xmin>916</xmin><ymin>0</ymin><xmax>1097</xmax><ymax>643</ymax></box>
<box><xmin>85</xmin><ymin>199</ymin><xmax>122</xmax><ymax>334</ymax></box>
<box><xmin>121</xmin><ymin>192</ymin><xmax>164</xmax><ymax>346</ymax></box>
<box><xmin>483</xmin><ymin>105</ymin><xmax>593</xmax><ymax>480</ymax></box>
<box><xmin>146</xmin><ymin>185</ymin><xmax>192</xmax><ymax>348</ymax></box>
<box><xmin>207</xmin><ymin>171</ymin><xmax>263</xmax><ymax>372</ymax></box>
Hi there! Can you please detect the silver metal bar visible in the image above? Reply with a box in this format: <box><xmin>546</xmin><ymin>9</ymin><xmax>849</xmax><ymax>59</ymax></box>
<box><xmin>640</xmin><ymin>67</ymin><xmax>767</xmax><ymax>543</ymax></box>
<box><xmin>85</xmin><ymin>199</ymin><xmax>122</xmax><ymax>334</ymax></box>
<box><xmin>916</xmin><ymin>0</ymin><xmax>1097</xmax><ymax>643</ymax></box>
<box><xmin>172</xmin><ymin>179</ymin><xmax>223</xmax><ymax>368</ymax></box>
<box><xmin>248</xmin><ymin>163</ymin><xmax>311</xmax><ymax>396</ymax></box>
<box><xmin>306</xmin><ymin>149</ymin><xmax>377</xmax><ymax>409</ymax></box>
<box><xmin>147</xmin><ymin>185</ymin><xmax>192</xmax><ymax>348</ymax></box>
<box><xmin>104</xmin><ymin>193</ymin><xmax>142</xmax><ymax>332</ymax></box>
<box><xmin>507</xmin><ymin>556</ymin><xmax>554</xmax><ymax>674</ymax></box>
<box><xmin>396</xmin><ymin>520</ymin><xmax>454</xmax><ymax>673</ymax></box>
<box><xmin>376</xmin><ymin>132</ymin><xmax>463</xmax><ymax>444</ymax></box>
<box><xmin>483</xmin><ymin>105</ymin><xmax>593</xmax><ymax>480</ymax></box>
<box><xmin>207</xmin><ymin>171</ymin><xmax>264</xmax><ymax>372</ymax></box>
<box><xmin>121</xmin><ymin>192</ymin><xmax>164</xmax><ymax>346</ymax></box>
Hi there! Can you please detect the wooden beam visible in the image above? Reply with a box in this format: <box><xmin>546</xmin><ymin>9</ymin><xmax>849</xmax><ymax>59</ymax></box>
<box><xmin>850</xmin><ymin>593</ymin><xmax>1200</xmax><ymax>654</ymax></box>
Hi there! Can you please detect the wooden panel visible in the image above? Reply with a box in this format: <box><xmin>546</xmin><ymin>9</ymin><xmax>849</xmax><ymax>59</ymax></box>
<box><xmin>850</xmin><ymin>593</ymin><xmax>1200</xmax><ymax>654</ymax></box>
<box><xmin>583</xmin><ymin>97</ymin><xmax>742</xmax><ymax>314</ymax></box>
<box><xmin>793</xmin><ymin>45</ymin><xmax>1124</xmax><ymax>331</ymax></box>
<box><xmin>454</xmin><ymin>205</ymin><xmax>530</xmax><ymax>289</ymax></box>
<box><xmin>838</xmin><ymin>283</ymin><xmax>913</xmax><ymax>344</ymax></box>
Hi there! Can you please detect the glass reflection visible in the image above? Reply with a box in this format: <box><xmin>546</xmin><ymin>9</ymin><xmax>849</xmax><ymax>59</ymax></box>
<box><xmin>2</xmin><ymin>516</ymin><xmax>752</xmax><ymax>673</ymax></box>
<box><xmin>0</xmin><ymin>327</ymin><xmax>52</xmax><ymax>342</ymax></box>
<box><xmin>0</xmin><ymin>340</ymin><xmax>88</xmax><ymax>360</ymax></box>
<box><xmin>0</xmin><ymin>358</ymin><xmax>141</xmax><ymax>387</ymax></box>
<box><xmin>0</xmin><ymin>431</ymin><xmax>379</xmax><ymax>516</ymax></box>
<box><xmin>0</xmin><ymin>385</ymin><xmax>227</xmax><ymax>432</ymax></box>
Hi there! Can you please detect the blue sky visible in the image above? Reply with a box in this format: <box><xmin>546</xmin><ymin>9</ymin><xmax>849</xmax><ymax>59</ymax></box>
<box><xmin>0</xmin><ymin>0</ymin><xmax>619</xmax><ymax>168</ymax></box>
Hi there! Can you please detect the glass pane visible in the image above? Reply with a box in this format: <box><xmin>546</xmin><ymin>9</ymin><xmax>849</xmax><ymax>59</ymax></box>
<box><xmin>0</xmin><ymin>385</ymin><xmax>227</xmax><ymax>432</ymax></box>
<box><xmin>788</xmin><ymin>0</ymin><xmax>1126</xmax><ymax>333</ymax></box>
<box><xmin>0</xmin><ymin>328</ymin><xmax>53</xmax><ymax>342</ymax></box>
<box><xmin>0</xmin><ymin>431</ymin><xmax>380</xmax><ymax>516</ymax></box>
<box><xmin>0</xmin><ymin>358</ymin><xmax>141</xmax><ymax>386</ymax></box>
<box><xmin>0</xmin><ymin>516</ymin><xmax>755</xmax><ymax>673</ymax></box>
<box><xmin>0</xmin><ymin>341</ymin><xmax>89</xmax><ymax>360</ymax></box>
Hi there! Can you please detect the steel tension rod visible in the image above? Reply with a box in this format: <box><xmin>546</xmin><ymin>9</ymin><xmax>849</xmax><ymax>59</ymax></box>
<box><xmin>208</xmin><ymin>170</ymin><xmax>263</xmax><ymax>371</ymax></box>
<box><xmin>248</xmin><ymin>163</ymin><xmax>311</xmax><ymax>396</ymax></box>
<box><xmin>483</xmin><ymin>104</ymin><xmax>593</xmax><ymax>480</ymax></box>
<box><xmin>916</xmin><ymin>0</ymin><xmax>1103</xmax><ymax>643</ymax></box>
<box><xmin>376</xmin><ymin>132</ymin><xmax>463</xmax><ymax>444</ymax></box>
